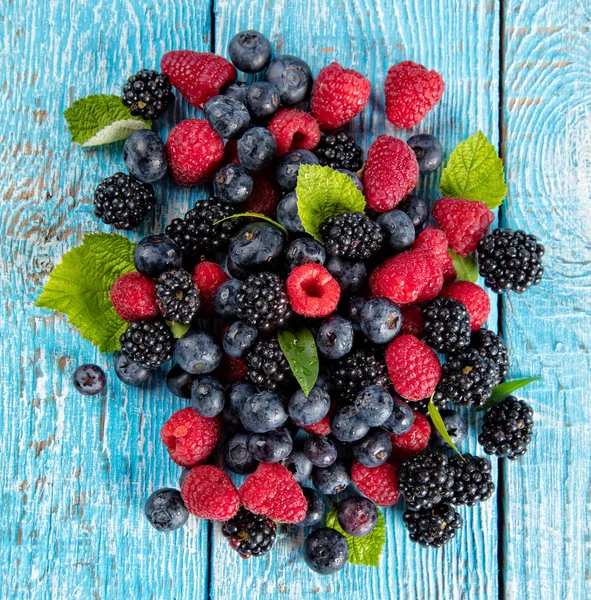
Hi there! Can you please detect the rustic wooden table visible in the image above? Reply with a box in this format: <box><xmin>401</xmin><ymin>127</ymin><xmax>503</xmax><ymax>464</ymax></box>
<box><xmin>1</xmin><ymin>0</ymin><xmax>589</xmax><ymax>598</ymax></box>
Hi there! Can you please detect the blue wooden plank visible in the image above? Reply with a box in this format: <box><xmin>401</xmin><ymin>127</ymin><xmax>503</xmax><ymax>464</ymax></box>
<box><xmin>500</xmin><ymin>2</ymin><xmax>591</xmax><ymax>598</ymax></box>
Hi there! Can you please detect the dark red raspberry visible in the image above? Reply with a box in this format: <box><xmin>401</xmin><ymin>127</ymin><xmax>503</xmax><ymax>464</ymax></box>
<box><xmin>110</xmin><ymin>271</ymin><xmax>159</xmax><ymax>322</ymax></box>
<box><xmin>193</xmin><ymin>261</ymin><xmax>230</xmax><ymax>318</ymax></box>
<box><xmin>223</xmin><ymin>139</ymin><xmax>240</xmax><ymax>165</ymax></box>
<box><xmin>351</xmin><ymin>461</ymin><xmax>400</xmax><ymax>507</ymax></box>
<box><xmin>242</xmin><ymin>176</ymin><xmax>281</xmax><ymax>216</ymax></box>
<box><xmin>389</xmin><ymin>411</ymin><xmax>431</xmax><ymax>462</ymax></box>
<box><xmin>286</xmin><ymin>264</ymin><xmax>341</xmax><ymax>318</ymax></box>
<box><xmin>440</xmin><ymin>281</ymin><xmax>490</xmax><ymax>331</ymax></box>
<box><xmin>400</xmin><ymin>304</ymin><xmax>424</xmax><ymax>337</ymax></box>
<box><xmin>181</xmin><ymin>465</ymin><xmax>240</xmax><ymax>520</ymax></box>
<box><xmin>214</xmin><ymin>354</ymin><xmax>248</xmax><ymax>385</ymax></box>
<box><xmin>268</xmin><ymin>108</ymin><xmax>321</xmax><ymax>156</ymax></box>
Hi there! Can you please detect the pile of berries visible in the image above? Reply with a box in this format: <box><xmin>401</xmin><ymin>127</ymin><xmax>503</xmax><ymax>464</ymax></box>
<box><xmin>74</xmin><ymin>30</ymin><xmax>543</xmax><ymax>572</ymax></box>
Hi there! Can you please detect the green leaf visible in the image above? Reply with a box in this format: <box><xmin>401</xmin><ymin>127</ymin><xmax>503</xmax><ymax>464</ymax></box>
<box><xmin>428</xmin><ymin>396</ymin><xmax>463</xmax><ymax>457</ymax></box>
<box><xmin>35</xmin><ymin>234</ymin><xmax>136</xmax><ymax>353</ymax></box>
<box><xmin>167</xmin><ymin>321</ymin><xmax>190</xmax><ymax>339</ymax></box>
<box><xmin>325</xmin><ymin>505</ymin><xmax>386</xmax><ymax>567</ymax></box>
<box><xmin>64</xmin><ymin>94</ymin><xmax>151</xmax><ymax>147</ymax></box>
<box><xmin>296</xmin><ymin>164</ymin><xmax>366</xmax><ymax>241</ymax></box>
<box><xmin>449</xmin><ymin>250</ymin><xmax>479</xmax><ymax>283</ymax></box>
<box><xmin>215</xmin><ymin>213</ymin><xmax>288</xmax><ymax>237</ymax></box>
<box><xmin>440</xmin><ymin>131</ymin><xmax>507</xmax><ymax>209</ymax></box>
<box><xmin>277</xmin><ymin>328</ymin><xmax>319</xmax><ymax>396</ymax></box>
<box><xmin>478</xmin><ymin>377</ymin><xmax>541</xmax><ymax>412</ymax></box>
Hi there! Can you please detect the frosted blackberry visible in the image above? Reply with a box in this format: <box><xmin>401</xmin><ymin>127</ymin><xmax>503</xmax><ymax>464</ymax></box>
<box><xmin>156</xmin><ymin>269</ymin><xmax>200</xmax><ymax>325</ymax></box>
<box><xmin>236</xmin><ymin>272</ymin><xmax>292</xmax><ymax>331</ymax></box>
<box><xmin>479</xmin><ymin>396</ymin><xmax>534</xmax><ymax>459</ymax></box>
<box><xmin>245</xmin><ymin>338</ymin><xmax>294</xmax><ymax>391</ymax></box>
<box><xmin>121</xmin><ymin>69</ymin><xmax>175</xmax><ymax>120</ymax></box>
<box><xmin>94</xmin><ymin>172</ymin><xmax>155</xmax><ymax>230</ymax></box>
<box><xmin>398</xmin><ymin>451</ymin><xmax>455</xmax><ymax>510</ymax></box>
<box><xmin>477</xmin><ymin>228</ymin><xmax>544</xmax><ymax>293</ymax></box>
<box><xmin>320</xmin><ymin>212</ymin><xmax>383</xmax><ymax>260</ymax></box>
<box><xmin>221</xmin><ymin>508</ymin><xmax>276</xmax><ymax>559</ymax></box>
<box><xmin>437</xmin><ymin>349</ymin><xmax>496</xmax><ymax>408</ymax></box>
<box><xmin>403</xmin><ymin>503</ymin><xmax>463</xmax><ymax>548</ymax></box>
<box><xmin>421</xmin><ymin>298</ymin><xmax>471</xmax><ymax>354</ymax></box>
<box><xmin>119</xmin><ymin>318</ymin><xmax>174</xmax><ymax>369</ymax></box>
<box><xmin>448</xmin><ymin>454</ymin><xmax>495</xmax><ymax>506</ymax></box>
<box><xmin>313</xmin><ymin>130</ymin><xmax>363</xmax><ymax>172</ymax></box>
<box><xmin>471</xmin><ymin>328</ymin><xmax>509</xmax><ymax>385</ymax></box>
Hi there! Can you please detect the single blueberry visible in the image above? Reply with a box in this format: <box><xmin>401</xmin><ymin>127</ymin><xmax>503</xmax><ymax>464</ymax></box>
<box><xmin>359</xmin><ymin>298</ymin><xmax>402</xmax><ymax>344</ymax></box>
<box><xmin>174</xmin><ymin>330</ymin><xmax>222</xmax><ymax>375</ymax></box>
<box><xmin>247</xmin><ymin>428</ymin><xmax>293</xmax><ymax>463</ymax></box>
<box><xmin>240</xmin><ymin>390</ymin><xmax>287</xmax><ymax>433</ymax></box>
<box><xmin>304</xmin><ymin>435</ymin><xmax>338</xmax><ymax>468</ymax></box>
<box><xmin>166</xmin><ymin>364</ymin><xmax>196</xmax><ymax>398</ymax></box>
<box><xmin>381</xmin><ymin>396</ymin><xmax>414</xmax><ymax>435</ymax></box>
<box><xmin>265</xmin><ymin>55</ymin><xmax>313</xmax><ymax>105</ymax></box>
<box><xmin>376</xmin><ymin>209</ymin><xmax>416</xmax><ymax>253</ymax></box>
<box><xmin>73</xmin><ymin>364</ymin><xmax>106</xmax><ymax>396</ymax></box>
<box><xmin>223</xmin><ymin>320</ymin><xmax>258</xmax><ymax>358</ymax></box>
<box><xmin>222</xmin><ymin>381</ymin><xmax>258</xmax><ymax>426</ymax></box>
<box><xmin>133</xmin><ymin>235</ymin><xmax>183</xmax><ymax>278</ymax></box>
<box><xmin>276</xmin><ymin>150</ymin><xmax>319</xmax><ymax>191</ymax></box>
<box><xmin>224</xmin><ymin>432</ymin><xmax>258</xmax><ymax>474</ymax></box>
<box><xmin>354</xmin><ymin>385</ymin><xmax>394</xmax><ymax>427</ymax></box>
<box><xmin>113</xmin><ymin>351</ymin><xmax>151</xmax><ymax>386</ymax></box>
<box><xmin>430</xmin><ymin>409</ymin><xmax>467</xmax><ymax>448</ymax></box>
<box><xmin>407</xmin><ymin>133</ymin><xmax>444</xmax><ymax>174</ymax></box>
<box><xmin>282</xmin><ymin>447</ymin><xmax>313</xmax><ymax>482</ymax></box>
<box><xmin>144</xmin><ymin>488</ymin><xmax>188</xmax><ymax>532</ymax></box>
<box><xmin>214</xmin><ymin>279</ymin><xmax>242</xmax><ymax>317</ymax></box>
<box><xmin>337</xmin><ymin>496</ymin><xmax>378</xmax><ymax>537</ymax></box>
<box><xmin>325</xmin><ymin>256</ymin><xmax>367</xmax><ymax>296</ymax></box>
<box><xmin>397</xmin><ymin>194</ymin><xmax>429</xmax><ymax>231</ymax></box>
<box><xmin>276</xmin><ymin>191</ymin><xmax>305</xmax><ymax>234</ymax></box>
<box><xmin>214</xmin><ymin>164</ymin><xmax>253</xmax><ymax>204</ymax></box>
<box><xmin>237</xmin><ymin>127</ymin><xmax>277</xmax><ymax>170</ymax></box>
<box><xmin>331</xmin><ymin>405</ymin><xmax>369</xmax><ymax>442</ymax></box>
<box><xmin>205</xmin><ymin>95</ymin><xmax>251</xmax><ymax>139</ymax></box>
<box><xmin>298</xmin><ymin>487</ymin><xmax>326</xmax><ymax>528</ymax></box>
<box><xmin>191</xmin><ymin>375</ymin><xmax>225</xmax><ymax>417</ymax></box>
<box><xmin>289</xmin><ymin>386</ymin><xmax>331</xmax><ymax>426</ymax></box>
<box><xmin>284</xmin><ymin>238</ymin><xmax>326</xmax><ymax>271</ymax></box>
<box><xmin>123</xmin><ymin>129</ymin><xmax>167</xmax><ymax>183</ymax></box>
<box><xmin>336</xmin><ymin>168</ymin><xmax>363</xmax><ymax>191</ymax></box>
<box><xmin>226</xmin><ymin>254</ymin><xmax>251</xmax><ymax>280</ymax></box>
<box><xmin>303</xmin><ymin>527</ymin><xmax>349</xmax><ymax>574</ymax></box>
<box><xmin>223</xmin><ymin>82</ymin><xmax>249</xmax><ymax>105</ymax></box>
<box><xmin>312</xmin><ymin>459</ymin><xmax>351</xmax><ymax>495</ymax></box>
<box><xmin>228</xmin><ymin>222</ymin><xmax>285</xmax><ymax>273</ymax></box>
<box><xmin>316</xmin><ymin>315</ymin><xmax>354</xmax><ymax>360</ymax></box>
<box><xmin>352</xmin><ymin>429</ymin><xmax>392</xmax><ymax>467</ymax></box>
<box><xmin>229</xmin><ymin>30</ymin><xmax>272</xmax><ymax>73</ymax></box>
<box><xmin>246</xmin><ymin>81</ymin><xmax>281</xmax><ymax>120</ymax></box>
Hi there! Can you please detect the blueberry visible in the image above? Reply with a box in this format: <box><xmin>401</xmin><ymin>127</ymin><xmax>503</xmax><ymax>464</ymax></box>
<box><xmin>166</xmin><ymin>364</ymin><xmax>196</xmax><ymax>398</ymax></box>
<box><xmin>229</xmin><ymin>30</ymin><xmax>272</xmax><ymax>73</ymax></box>
<box><xmin>276</xmin><ymin>150</ymin><xmax>319</xmax><ymax>191</ymax></box>
<box><xmin>312</xmin><ymin>459</ymin><xmax>351</xmax><ymax>495</ymax></box>
<box><xmin>73</xmin><ymin>364</ymin><xmax>105</xmax><ymax>396</ymax></box>
<box><xmin>265</xmin><ymin>55</ymin><xmax>313</xmax><ymax>105</ymax></box>
<box><xmin>298</xmin><ymin>487</ymin><xmax>326</xmax><ymax>528</ymax></box>
<box><xmin>222</xmin><ymin>382</ymin><xmax>258</xmax><ymax>426</ymax></box>
<box><xmin>214</xmin><ymin>279</ymin><xmax>242</xmax><ymax>317</ymax></box>
<box><xmin>325</xmin><ymin>256</ymin><xmax>367</xmax><ymax>296</ymax></box>
<box><xmin>144</xmin><ymin>488</ymin><xmax>188</xmax><ymax>532</ymax></box>
<box><xmin>337</xmin><ymin>497</ymin><xmax>378</xmax><ymax>537</ymax></box>
<box><xmin>284</xmin><ymin>238</ymin><xmax>326</xmax><ymax>271</ymax></box>
<box><xmin>354</xmin><ymin>385</ymin><xmax>394</xmax><ymax>427</ymax></box>
<box><xmin>304</xmin><ymin>527</ymin><xmax>348</xmax><ymax>574</ymax></box>
<box><xmin>276</xmin><ymin>191</ymin><xmax>305</xmax><ymax>234</ymax></box>
<box><xmin>248</xmin><ymin>428</ymin><xmax>293</xmax><ymax>462</ymax></box>
<box><xmin>174</xmin><ymin>330</ymin><xmax>222</xmax><ymax>375</ymax></box>
<box><xmin>222</xmin><ymin>321</ymin><xmax>258</xmax><ymax>358</ymax></box>
<box><xmin>237</xmin><ymin>127</ymin><xmax>277</xmax><ymax>170</ymax></box>
<box><xmin>381</xmin><ymin>396</ymin><xmax>414</xmax><ymax>435</ymax></box>
<box><xmin>376</xmin><ymin>209</ymin><xmax>415</xmax><ymax>253</ymax></box>
<box><xmin>316</xmin><ymin>315</ymin><xmax>354</xmax><ymax>359</ymax></box>
<box><xmin>191</xmin><ymin>375</ymin><xmax>225</xmax><ymax>417</ymax></box>
<box><xmin>407</xmin><ymin>134</ymin><xmax>444</xmax><ymax>174</ymax></box>
<box><xmin>288</xmin><ymin>386</ymin><xmax>331</xmax><ymax>426</ymax></box>
<box><xmin>331</xmin><ymin>405</ymin><xmax>369</xmax><ymax>442</ymax></box>
<box><xmin>359</xmin><ymin>298</ymin><xmax>402</xmax><ymax>344</ymax></box>
<box><xmin>347</xmin><ymin>297</ymin><xmax>366</xmax><ymax>331</ymax></box>
<box><xmin>246</xmin><ymin>81</ymin><xmax>281</xmax><ymax>120</ymax></box>
<box><xmin>240</xmin><ymin>390</ymin><xmax>287</xmax><ymax>433</ymax></box>
<box><xmin>282</xmin><ymin>447</ymin><xmax>313</xmax><ymax>482</ymax></box>
<box><xmin>223</xmin><ymin>82</ymin><xmax>249</xmax><ymax>105</ymax></box>
<box><xmin>224</xmin><ymin>432</ymin><xmax>258</xmax><ymax>474</ymax></box>
<box><xmin>397</xmin><ymin>194</ymin><xmax>429</xmax><ymax>231</ymax></box>
<box><xmin>226</xmin><ymin>254</ymin><xmax>250</xmax><ymax>280</ymax></box>
<box><xmin>133</xmin><ymin>234</ymin><xmax>183</xmax><ymax>278</ymax></box>
<box><xmin>430</xmin><ymin>409</ymin><xmax>467</xmax><ymax>448</ymax></box>
<box><xmin>214</xmin><ymin>164</ymin><xmax>253</xmax><ymax>204</ymax></box>
<box><xmin>304</xmin><ymin>435</ymin><xmax>338</xmax><ymax>468</ymax></box>
<box><xmin>336</xmin><ymin>168</ymin><xmax>363</xmax><ymax>191</ymax></box>
<box><xmin>123</xmin><ymin>129</ymin><xmax>167</xmax><ymax>183</ymax></box>
<box><xmin>229</xmin><ymin>222</ymin><xmax>284</xmax><ymax>273</ymax></box>
<box><xmin>352</xmin><ymin>429</ymin><xmax>392</xmax><ymax>467</ymax></box>
<box><xmin>113</xmin><ymin>351</ymin><xmax>151</xmax><ymax>386</ymax></box>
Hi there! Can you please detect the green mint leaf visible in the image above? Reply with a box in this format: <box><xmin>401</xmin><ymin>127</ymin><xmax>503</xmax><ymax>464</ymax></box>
<box><xmin>63</xmin><ymin>94</ymin><xmax>151</xmax><ymax>147</ymax></box>
<box><xmin>478</xmin><ymin>377</ymin><xmax>541</xmax><ymax>412</ymax></box>
<box><xmin>428</xmin><ymin>396</ymin><xmax>463</xmax><ymax>457</ymax></box>
<box><xmin>449</xmin><ymin>250</ymin><xmax>479</xmax><ymax>283</ymax></box>
<box><xmin>296</xmin><ymin>164</ymin><xmax>366</xmax><ymax>241</ymax></box>
<box><xmin>325</xmin><ymin>504</ymin><xmax>386</xmax><ymax>567</ymax></box>
<box><xmin>440</xmin><ymin>131</ymin><xmax>507</xmax><ymax>209</ymax></box>
<box><xmin>277</xmin><ymin>328</ymin><xmax>318</xmax><ymax>396</ymax></box>
<box><xmin>35</xmin><ymin>234</ymin><xmax>135</xmax><ymax>353</ymax></box>
<box><xmin>215</xmin><ymin>213</ymin><xmax>287</xmax><ymax>237</ymax></box>
<box><xmin>167</xmin><ymin>321</ymin><xmax>191</xmax><ymax>339</ymax></box>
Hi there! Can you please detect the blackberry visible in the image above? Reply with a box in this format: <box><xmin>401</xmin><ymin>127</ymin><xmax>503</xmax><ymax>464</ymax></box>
<box><xmin>477</xmin><ymin>228</ymin><xmax>544</xmax><ymax>293</ymax></box>
<box><xmin>437</xmin><ymin>349</ymin><xmax>496</xmax><ymax>408</ymax></box>
<box><xmin>321</xmin><ymin>212</ymin><xmax>383</xmax><ymax>261</ymax></box>
<box><xmin>94</xmin><ymin>172</ymin><xmax>155</xmax><ymax>230</ymax></box>
<box><xmin>245</xmin><ymin>338</ymin><xmax>295</xmax><ymax>391</ymax></box>
<box><xmin>164</xmin><ymin>198</ymin><xmax>242</xmax><ymax>261</ymax></box>
<box><xmin>479</xmin><ymin>396</ymin><xmax>534</xmax><ymax>459</ymax></box>
<box><xmin>403</xmin><ymin>503</ymin><xmax>463</xmax><ymax>548</ymax></box>
<box><xmin>121</xmin><ymin>69</ymin><xmax>175</xmax><ymax>120</ymax></box>
<box><xmin>313</xmin><ymin>130</ymin><xmax>363</xmax><ymax>172</ymax></box>
<box><xmin>448</xmin><ymin>454</ymin><xmax>495</xmax><ymax>506</ymax></box>
<box><xmin>421</xmin><ymin>298</ymin><xmax>471</xmax><ymax>354</ymax></box>
<box><xmin>156</xmin><ymin>269</ymin><xmax>200</xmax><ymax>325</ymax></box>
<box><xmin>119</xmin><ymin>318</ymin><xmax>174</xmax><ymax>369</ymax></box>
<box><xmin>221</xmin><ymin>508</ymin><xmax>276</xmax><ymax>559</ymax></box>
<box><xmin>236</xmin><ymin>272</ymin><xmax>292</xmax><ymax>331</ymax></box>
<box><xmin>413</xmin><ymin>394</ymin><xmax>448</xmax><ymax>415</ymax></box>
<box><xmin>398</xmin><ymin>451</ymin><xmax>455</xmax><ymax>510</ymax></box>
<box><xmin>471</xmin><ymin>328</ymin><xmax>509</xmax><ymax>385</ymax></box>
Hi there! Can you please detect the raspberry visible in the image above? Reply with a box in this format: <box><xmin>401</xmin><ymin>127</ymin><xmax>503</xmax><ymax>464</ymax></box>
<box><xmin>448</xmin><ymin>454</ymin><xmax>495</xmax><ymax>506</ymax></box>
<box><xmin>236</xmin><ymin>272</ymin><xmax>292</xmax><ymax>331</ymax></box>
<box><xmin>119</xmin><ymin>318</ymin><xmax>174</xmax><ymax>368</ymax></box>
<box><xmin>193</xmin><ymin>261</ymin><xmax>230</xmax><ymax>318</ymax></box>
<box><xmin>221</xmin><ymin>508</ymin><xmax>277</xmax><ymax>558</ymax></box>
<box><xmin>110</xmin><ymin>271</ymin><xmax>159</xmax><ymax>322</ymax></box>
<box><xmin>440</xmin><ymin>281</ymin><xmax>490</xmax><ymax>331</ymax></box>
<box><xmin>286</xmin><ymin>264</ymin><xmax>341</xmax><ymax>318</ymax></box>
<box><xmin>351</xmin><ymin>461</ymin><xmax>400</xmax><ymax>507</ymax></box>
<box><xmin>121</xmin><ymin>69</ymin><xmax>175</xmax><ymax>120</ymax></box>
<box><xmin>363</xmin><ymin>136</ymin><xmax>419</xmax><ymax>213</ymax></box>
<box><xmin>313</xmin><ymin>130</ymin><xmax>363</xmax><ymax>172</ymax></box>
<box><xmin>242</xmin><ymin>176</ymin><xmax>281</xmax><ymax>216</ymax></box>
<box><xmin>267</xmin><ymin>108</ymin><xmax>321</xmax><ymax>156</ymax></box>
<box><xmin>214</xmin><ymin>354</ymin><xmax>247</xmax><ymax>384</ymax></box>
<box><xmin>432</xmin><ymin>198</ymin><xmax>494</xmax><ymax>257</ymax></box>
<box><xmin>389</xmin><ymin>411</ymin><xmax>431</xmax><ymax>462</ymax></box>
<box><xmin>181</xmin><ymin>465</ymin><xmax>240</xmax><ymax>521</ymax></box>
<box><xmin>160</xmin><ymin>407</ymin><xmax>221</xmax><ymax>467</ymax></box>
<box><xmin>400</xmin><ymin>305</ymin><xmax>424</xmax><ymax>337</ymax></box>
<box><xmin>403</xmin><ymin>503</ymin><xmax>462</xmax><ymax>548</ymax></box>
<box><xmin>384</xmin><ymin>61</ymin><xmax>445</xmax><ymax>129</ymax></box>
<box><xmin>166</xmin><ymin>119</ymin><xmax>225</xmax><ymax>185</ymax></box>
<box><xmin>161</xmin><ymin>50</ymin><xmax>237</xmax><ymax>108</ymax></box>
<box><xmin>156</xmin><ymin>269</ymin><xmax>200</xmax><ymax>324</ymax></box>
<box><xmin>385</xmin><ymin>335</ymin><xmax>441</xmax><ymax>401</ymax></box>
<box><xmin>239</xmin><ymin>462</ymin><xmax>307</xmax><ymax>523</ymax></box>
<box><xmin>320</xmin><ymin>212</ymin><xmax>383</xmax><ymax>260</ymax></box>
<box><xmin>421</xmin><ymin>297</ymin><xmax>471</xmax><ymax>354</ymax></box>
<box><xmin>412</xmin><ymin>226</ymin><xmax>456</xmax><ymax>283</ymax></box>
<box><xmin>224</xmin><ymin>139</ymin><xmax>240</xmax><ymax>165</ymax></box>
<box><xmin>310</xmin><ymin>62</ymin><xmax>371</xmax><ymax>131</ymax></box>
